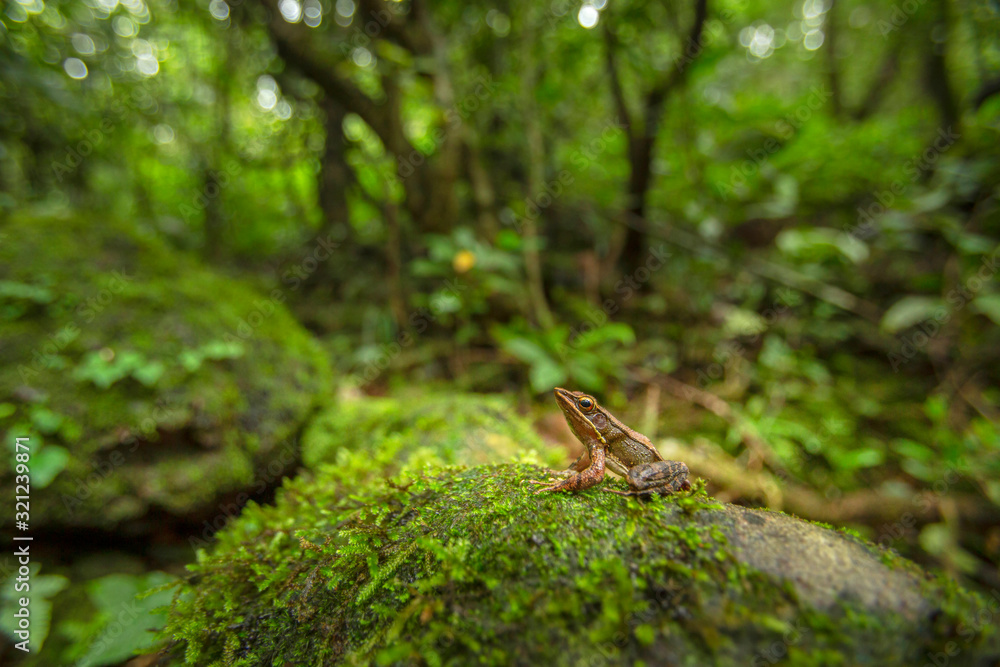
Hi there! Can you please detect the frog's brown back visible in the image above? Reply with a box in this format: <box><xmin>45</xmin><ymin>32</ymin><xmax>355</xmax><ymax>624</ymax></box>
<box><xmin>601</xmin><ymin>407</ymin><xmax>664</xmax><ymax>466</ymax></box>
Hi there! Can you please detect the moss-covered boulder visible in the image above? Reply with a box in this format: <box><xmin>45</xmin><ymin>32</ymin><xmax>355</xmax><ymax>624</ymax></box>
<box><xmin>0</xmin><ymin>214</ymin><xmax>331</xmax><ymax>530</ymax></box>
<box><xmin>300</xmin><ymin>391</ymin><xmax>562</xmax><ymax>472</ymax></box>
<box><xmin>161</xmin><ymin>463</ymin><xmax>1000</xmax><ymax>666</ymax></box>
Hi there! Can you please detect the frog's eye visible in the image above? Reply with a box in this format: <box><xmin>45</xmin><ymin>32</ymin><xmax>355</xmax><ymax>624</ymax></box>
<box><xmin>578</xmin><ymin>397</ymin><xmax>594</xmax><ymax>411</ymax></box>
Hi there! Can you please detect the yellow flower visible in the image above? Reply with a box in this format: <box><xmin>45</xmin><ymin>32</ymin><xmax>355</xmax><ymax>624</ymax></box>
<box><xmin>453</xmin><ymin>250</ymin><xmax>476</xmax><ymax>273</ymax></box>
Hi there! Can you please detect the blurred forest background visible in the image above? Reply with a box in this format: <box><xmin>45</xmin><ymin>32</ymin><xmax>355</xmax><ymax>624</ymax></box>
<box><xmin>2</xmin><ymin>0</ymin><xmax>1000</xmax><ymax>662</ymax></box>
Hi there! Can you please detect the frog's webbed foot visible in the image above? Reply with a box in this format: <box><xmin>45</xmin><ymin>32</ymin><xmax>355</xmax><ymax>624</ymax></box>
<box><xmin>602</xmin><ymin>481</ymin><xmax>692</xmax><ymax>497</ymax></box>
<box><xmin>525</xmin><ymin>468</ymin><xmax>568</xmax><ymax>482</ymax></box>
<box><xmin>523</xmin><ymin>469</ymin><xmax>572</xmax><ymax>490</ymax></box>
<box><xmin>526</xmin><ymin>479</ymin><xmax>564</xmax><ymax>494</ymax></box>
<box><xmin>602</xmin><ymin>486</ymin><xmax>639</xmax><ymax>496</ymax></box>
<box><xmin>526</xmin><ymin>449</ymin><xmax>607</xmax><ymax>495</ymax></box>
<box><xmin>603</xmin><ymin>486</ymin><xmax>662</xmax><ymax>497</ymax></box>
<box><xmin>527</xmin><ymin>475</ymin><xmax>592</xmax><ymax>495</ymax></box>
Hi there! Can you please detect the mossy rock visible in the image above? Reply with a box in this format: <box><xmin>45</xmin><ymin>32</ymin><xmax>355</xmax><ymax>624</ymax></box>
<box><xmin>300</xmin><ymin>391</ymin><xmax>562</xmax><ymax>473</ymax></box>
<box><xmin>0</xmin><ymin>214</ymin><xmax>331</xmax><ymax>530</ymax></box>
<box><xmin>160</xmin><ymin>463</ymin><xmax>1000</xmax><ymax>666</ymax></box>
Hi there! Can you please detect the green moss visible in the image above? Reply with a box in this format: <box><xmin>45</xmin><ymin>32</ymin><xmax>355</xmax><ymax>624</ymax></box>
<box><xmin>0</xmin><ymin>214</ymin><xmax>331</xmax><ymax>528</ymax></box>
<box><xmin>159</xmin><ymin>461</ymin><xmax>1000</xmax><ymax>666</ymax></box>
<box><xmin>300</xmin><ymin>390</ymin><xmax>563</xmax><ymax>478</ymax></box>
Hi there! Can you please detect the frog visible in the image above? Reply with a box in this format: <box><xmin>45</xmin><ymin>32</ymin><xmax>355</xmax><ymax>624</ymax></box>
<box><xmin>528</xmin><ymin>387</ymin><xmax>691</xmax><ymax>496</ymax></box>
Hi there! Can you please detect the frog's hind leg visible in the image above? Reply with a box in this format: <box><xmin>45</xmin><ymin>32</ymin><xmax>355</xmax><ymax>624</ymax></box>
<box><xmin>604</xmin><ymin>460</ymin><xmax>691</xmax><ymax>496</ymax></box>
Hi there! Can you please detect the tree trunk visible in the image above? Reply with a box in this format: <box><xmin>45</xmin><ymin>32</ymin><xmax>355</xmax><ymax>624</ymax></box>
<box><xmin>317</xmin><ymin>97</ymin><xmax>351</xmax><ymax>244</ymax></box>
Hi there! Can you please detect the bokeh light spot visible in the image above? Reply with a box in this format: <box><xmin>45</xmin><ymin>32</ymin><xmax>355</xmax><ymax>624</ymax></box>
<box><xmin>153</xmin><ymin>124</ymin><xmax>175</xmax><ymax>144</ymax></box>
<box><xmin>64</xmin><ymin>57</ymin><xmax>88</xmax><ymax>79</ymax></box>
<box><xmin>803</xmin><ymin>29</ymin><xmax>824</xmax><ymax>50</ymax></box>
<box><xmin>72</xmin><ymin>33</ymin><xmax>96</xmax><ymax>55</ymax></box>
<box><xmin>578</xmin><ymin>5</ymin><xmax>599</xmax><ymax>29</ymax></box>
<box><xmin>279</xmin><ymin>0</ymin><xmax>302</xmax><ymax>23</ymax></box>
<box><xmin>209</xmin><ymin>0</ymin><xmax>229</xmax><ymax>21</ymax></box>
<box><xmin>352</xmin><ymin>47</ymin><xmax>373</xmax><ymax>67</ymax></box>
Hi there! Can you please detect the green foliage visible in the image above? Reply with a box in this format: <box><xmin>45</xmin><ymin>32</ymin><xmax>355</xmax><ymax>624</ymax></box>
<box><xmin>0</xmin><ymin>564</ymin><xmax>69</xmax><ymax>653</ymax></box>
<box><xmin>776</xmin><ymin>228</ymin><xmax>870</xmax><ymax>265</ymax></box>
<box><xmin>74</xmin><ymin>571</ymin><xmax>177</xmax><ymax>667</ymax></box>
<box><xmin>73</xmin><ymin>349</ymin><xmax>165</xmax><ymax>389</ymax></box>
<box><xmin>0</xmin><ymin>279</ymin><xmax>55</xmax><ymax>304</ymax></box>
<box><xmin>881</xmin><ymin>296</ymin><xmax>945</xmax><ymax>333</ymax></box>
<box><xmin>492</xmin><ymin>320</ymin><xmax>636</xmax><ymax>392</ymax></box>
<box><xmin>0</xmin><ymin>214</ymin><xmax>332</xmax><ymax>528</ymax></box>
<box><xmin>6</xmin><ymin>565</ymin><xmax>178</xmax><ymax>667</ymax></box>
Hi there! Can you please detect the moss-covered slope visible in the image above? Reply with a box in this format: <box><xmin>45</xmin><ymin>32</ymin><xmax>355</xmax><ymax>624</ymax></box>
<box><xmin>301</xmin><ymin>390</ymin><xmax>563</xmax><ymax>472</ymax></box>
<box><xmin>0</xmin><ymin>214</ymin><xmax>331</xmax><ymax>529</ymax></box>
<box><xmin>161</xmin><ymin>462</ymin><xmax>1000</xmax><ymax>666</ymax></box>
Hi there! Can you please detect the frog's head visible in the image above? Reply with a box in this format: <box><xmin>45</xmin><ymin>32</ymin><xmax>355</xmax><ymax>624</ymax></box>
<box><xmin>554</xmin><ymin>387</ymin><xmax>611</xmax><ymax>442</ymax></box>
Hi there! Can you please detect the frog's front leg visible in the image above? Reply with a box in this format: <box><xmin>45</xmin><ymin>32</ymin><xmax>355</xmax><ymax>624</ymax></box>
<box><xmin>604</xmin><ymin>460</ymin><xmax>691</xmax><ymax>496</ymax></box>
<box><xmin>528</xmin><ymin>446</ymin><xmax>607</xmax><ymax>494</ymax></box>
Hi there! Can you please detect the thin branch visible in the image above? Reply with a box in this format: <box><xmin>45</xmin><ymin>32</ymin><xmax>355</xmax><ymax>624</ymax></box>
<box><xmin>252</xmin><ymin>0</ymin><xmax>413</xmax><ymax>157</ymax></box>
<box><xmin>647</xmin><ymin>0</ymin><xmax>709</xmax><ymax>109</ymax></box>
<box><xmin>824</xmin><ymin>0</ymin><xmax>843</xmax><ymax>117</ymax></box>
<box><xmin>602</xmin><ymin>22</ymin><xmax>633</xmax><ymax>140</ymax></box>
<box><xmin>518</xmin><ymin>19</ymin><xmax>555</xmax><ymax>329</ymax></box>
<box><xmin>852</xmin><ymin>39</ymin><xmax>902</xmax><ymax>120</ymax></box>
<box><xmin>355</xmin><ymin>0</ymin><xmax>433</xmax><ymax>55</ymax></box>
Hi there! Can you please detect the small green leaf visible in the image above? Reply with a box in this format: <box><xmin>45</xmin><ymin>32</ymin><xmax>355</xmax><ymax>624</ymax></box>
<box><xmin>918</xmin><ymin>523</ymin><xmax>951</xmax><ymax>555</ymax></box>
<box><xmin>200</xmin><ymin>341</ymin><xmax>245</xmax><ymax>360</ymax></box>
<box><xmin>79</xmin><ymin>572</ymin><xmax>177</xmax><ymax>666</ymax></box>
<box><xmin>0</xmin><ymin>280</ymin><xmax>54</xmax><ymax>304</ymax></box>
<box><xmin>0</xmin><ymin>565</ymin><xmax>68</xmax><ymax>652</ymax></box>
<box><xmin>634</xmin><ymin>624</ymin><xmax>656</xmax><ymax>645</ymax></box>
<box><xmin>29</xmin><ymin>406</ymin><xmax>63</xmax><ymax>435</ymax></box>
<box><xmin>132</xmin><ymin>361</ymin><xmax>166</xmax><ymax>387</ymax></box>
<box><xmin>924</xmin><ymin>395</ymin><xmax>947</xmax><ymax>422</ymax></box>
<box><xmin>528</xmin><ymin>358</ymin><xmax>567</xmax><ymax>394</ymax></box>
<box><xmin>776</xmin><ymin>228</ymin><xmax>869</xmax><ymax>264</ymax></box>
<box><xmin>567</xmin><ymin>359</ymin><xmax>604</xmax><ymax>392</ymax></box>
<box><xmin>972</xmin><ymin>294</ymin><xmax>1000</xmax><ymax>326</ymax></box>
<box><xmin>881</xmin><ymin>296</ymin><xmax>944</xmax><ymax>333</ymax></box>
<box><xmin>572</xmin><ymin>323</ymin><xmax>636</xmax><ymax>349</ymax></box>
<box><xmin>843</xmin><ymin>448</ymin><xmax>884</xmax><ymax>469</ymax></box>
<box><xmin>32</xmin><ymin>446</ymin><xmax>70</xmax><ymax>488</ymax></box>
<box><xmin>180</xmin><ymin>350</ymin><xmax>203</xmax><ymax>372</ymax></box>
<box><xmin>891</xmin><ymin>438</ymin><xmax>934</xmax><ymax>463</ymax></box>
<box><xmin>500</xmin><ymin>337</ymin><xmax>552</xmax><ymax>366</ymax></box>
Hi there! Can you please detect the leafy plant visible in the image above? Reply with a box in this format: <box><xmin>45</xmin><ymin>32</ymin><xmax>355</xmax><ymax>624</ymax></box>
<box><xmin>178</xmin><ymin>340</ymin><xmax>245</xmax><ymax>372</ymax></box>
<box><xmin>0</xmin><ymin>565</ymin><xmax>68</xmax><ymax>653</ymax></box>
<box><xmin>492</xmin><ymin>319</ymin><xmax>636</xmax><ymax>393</ymax></box>
<box><xmin>73</xmin><ymin>341</ymin><xmax>243</xmax><ymax>389</ymax></box>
